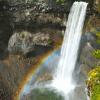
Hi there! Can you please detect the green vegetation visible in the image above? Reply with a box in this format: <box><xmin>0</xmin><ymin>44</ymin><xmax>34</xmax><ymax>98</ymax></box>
<box><xmin>96</xmin><ymin>32</ymin><xmax>100</xmax><ymax>37</ymax></box>
<box><xmin>92</xmin><ymin>31</ymin><xmax>100</xmax><ymax>59</ymax></box>
<box><xmin>95</xmin><ymin>4</ymin><xmax>100</xmax><ymax>13</ymax></box>
<box><xmin>55</xmin><ymin>0</ymin><xmax>65</xmax><ymax>4</ymax></box>
<box><xmin>96</xmin><ymin>39</ymin><xmax>100</xmax><ymax>44</ymax></box>
<box><xmin>27</xmin><ymin>88</ymin><xmax>64</xmax><ymax>100</ymax></box>
<box><xmin>47</xmin><ymin>39</ymin><xmax>52</xmax><ymax>44</ymax></box>
<box><xmin>95</xmin><ymin>31</ymin><xmax>100</xmax><ymax>44</ymax></box>
<box><xmin>87</xmin><ymin>67</ymin><xmax>100</xmax><ymax>100</ymax></box>
<box><xmin>92</xmin><ymin>50</ymin><xmax>100</xmax><ymax>59</ymax></box>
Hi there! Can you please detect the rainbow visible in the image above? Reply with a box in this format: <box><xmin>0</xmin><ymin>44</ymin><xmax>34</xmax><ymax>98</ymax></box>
<box><xmin>13</xmin><ymin>41</ymin><xmax>62</xmax><ymax>100</ymax></box>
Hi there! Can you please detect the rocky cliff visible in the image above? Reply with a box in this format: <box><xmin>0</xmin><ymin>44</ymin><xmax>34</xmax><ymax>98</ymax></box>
<box><xmin>0</xmin><ymin>0</ymin><xmax>99</xmax><ymax>100</ymax></box>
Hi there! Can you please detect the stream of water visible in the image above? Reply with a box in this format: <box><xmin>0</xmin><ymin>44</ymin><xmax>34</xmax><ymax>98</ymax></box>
<box><xmin>51</xmin><ymin>1</ymin><xmax>88</xmax><ymax>99</ymax></box>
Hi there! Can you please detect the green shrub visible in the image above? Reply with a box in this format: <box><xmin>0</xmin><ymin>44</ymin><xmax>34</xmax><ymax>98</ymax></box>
<box><xmin>92</xmin><ymin>50</ymin><xmax>100</xmax><ymax>59</ymax></box>
<box><xmin>96</xmin><ymin>32</ymin><xmax>100</xmax><ymax>38</ymax></box>
<box><xmin>95</xmin><ymin>32</ymin><xmax>100</xmax><ymax>44</ymax></box>
<box><xmin>96</xmin><ymin>39</ymin><xmax>100</xmax><ymax>44</ymax></box>
<box><xmin>87</xmin><ymin>67</ymin><xmax>100</xmax><ymax>100</ymax></box>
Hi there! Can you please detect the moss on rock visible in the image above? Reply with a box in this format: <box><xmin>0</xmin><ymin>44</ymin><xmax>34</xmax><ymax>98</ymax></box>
<box><xmin>87</xmin><ymin>67</ymin><xmax>100</xmax><ymax>100</ymax></box>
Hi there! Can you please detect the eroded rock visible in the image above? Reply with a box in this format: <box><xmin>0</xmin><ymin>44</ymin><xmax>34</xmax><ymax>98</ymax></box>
<box><xmin>8</xmin><ymin>31</ymin><xmax>51</xmax><ymax>54</ymax></box>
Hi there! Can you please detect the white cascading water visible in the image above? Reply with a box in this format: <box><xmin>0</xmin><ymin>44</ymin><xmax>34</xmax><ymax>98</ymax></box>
<box><xmin>51</xmin><ymin>1</ymin><xmax>88</xmax><ymax>97</ymax></box>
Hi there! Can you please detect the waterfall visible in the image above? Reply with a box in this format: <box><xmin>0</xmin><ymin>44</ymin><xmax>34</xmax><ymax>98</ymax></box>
<box><xmin>51</xmin><ymin>1</ymin><xmax>88</xmax><ymax>96</ymax></box>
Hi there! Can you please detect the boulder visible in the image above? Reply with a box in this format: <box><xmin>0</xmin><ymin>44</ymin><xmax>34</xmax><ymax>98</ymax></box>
<box><xmin>8</xmin><ymin>31</ymin><xmax>51</xmax><ymax>54</ymax></box>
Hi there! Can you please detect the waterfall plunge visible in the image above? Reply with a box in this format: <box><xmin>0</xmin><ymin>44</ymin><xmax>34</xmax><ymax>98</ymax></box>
<box><xmin>51</xmin><ymin>1</ymin><xmax>88</xmax><ymax>97</ymax></box>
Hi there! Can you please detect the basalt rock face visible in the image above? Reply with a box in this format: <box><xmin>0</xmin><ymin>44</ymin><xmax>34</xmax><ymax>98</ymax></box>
<box><xmin>0</xmin><ymin>7</ymin><xmax>13</xmax><ymax>59</ymax></box>
<box><xmin>0</xmin><ymin>0</ymin><xmax>65</xmax><ymax>58</ymax></box>
<box><xmin>8</xmin><ymin>31</ymin><xmax>51</xmax><ymax>54</ymax></box>
<box><xmin>78</xmin><ymin>0</ymin><xmax>100</xmax><ymax>83</ymax></box>
<box><xmin>0</xmin><ymin>0</ymin><xmax>96</xmax><ymax>15</ymax></box>
<box><xmin>0</xmin><ymin>0</ymin><xmax>32</xmax><ymax>5</ymax></box>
